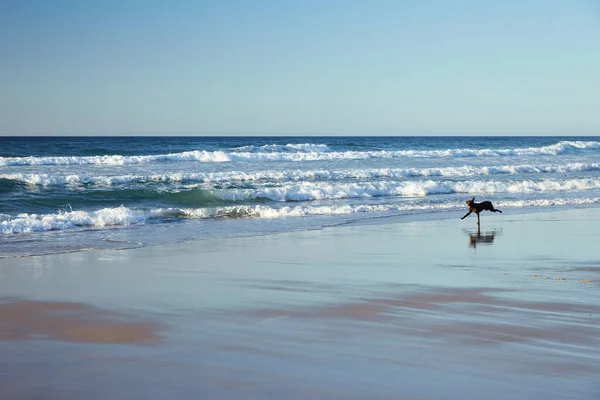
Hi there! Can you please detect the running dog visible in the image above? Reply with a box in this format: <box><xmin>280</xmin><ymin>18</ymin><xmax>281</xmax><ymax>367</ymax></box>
<box><xmin>461</xmin><ymin>197</ymin><xmax>502</xmax><ymax>224</ymax></box>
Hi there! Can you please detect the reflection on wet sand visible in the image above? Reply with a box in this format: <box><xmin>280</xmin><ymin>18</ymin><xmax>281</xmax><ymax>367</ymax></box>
<box><xmin>0</xmin><ymin>300</ymin><xmax>162</xmax><ymax>344</ymax></box>
<box><xmin>464</xmin><ymin>227</ymin><xmax>499</xmax><ymax>248</ymax></box>
<box><xmin>245</xmin><ymin>286</ymin><xmax>600</xmax><ymax>350</ymax></box>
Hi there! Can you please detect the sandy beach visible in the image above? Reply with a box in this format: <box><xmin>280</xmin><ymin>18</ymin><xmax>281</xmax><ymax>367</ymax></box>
<box><xmin>1</xmin><ymin>207</ymin><xmax>599</xmax><ymax>400</ymax></box>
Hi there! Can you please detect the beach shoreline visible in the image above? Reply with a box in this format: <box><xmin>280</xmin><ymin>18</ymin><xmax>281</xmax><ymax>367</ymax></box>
<box><xmin>4</xmin><ymin>136</ymin><xmax>600</xmax><ymax>259</ymax></box>
<box><xmin>3</xmin><ymin>201</ymin><xmax>598</xmax><ymax>260</ymax></box>
<box><xmin>1</xmin><ymin>207</ymin><xmax>599</xmax><ymax>399</ymax></box>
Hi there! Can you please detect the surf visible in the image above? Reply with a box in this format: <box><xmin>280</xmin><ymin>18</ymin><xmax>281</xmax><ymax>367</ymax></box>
<box><xmin>2</xmin><ymin>140</ymin><xmax>599</xmax><ymax>166</ymax></box>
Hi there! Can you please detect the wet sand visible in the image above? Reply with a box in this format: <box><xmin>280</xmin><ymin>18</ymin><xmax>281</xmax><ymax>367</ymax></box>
<box><xmin>0</xmin><ymin>300</ymin><xmax>161</xmax><ymax>343</ymax></box>
<box><xmin>1</xmin><ymin>208</ymin><xmax>599</xmax><ymax>399</ymax></box>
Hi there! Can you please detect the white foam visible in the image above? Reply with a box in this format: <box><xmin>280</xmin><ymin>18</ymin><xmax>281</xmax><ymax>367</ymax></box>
<box><xmin>182</xmin><ymin>197</ymin><xmax>600</xmax><ymax>218</ymax></box>
<box><xmin>2</xmin><ymin>141</ymin><xmax>598</xmax><ymax>166</ymax></box>
<box><xmin>232</xmin><ymin>143</ymin><xmax>330</xmax><ymax>152</ymax></box>
<box><xmin>1</xmin><ymin>206</ymin><xmax>153</xmax><ymax>234</ymax></box>
<box><xmin>5</xmin><ymin>196</ymin><xmax>600</xmax><ymax>234</ymax></box>
<box><xmin>496</xmin><ymin>197</ymin><xmax>600</xmax><ymax>208</ymax></box>
<box><xmin>5</xmin><ymin>162</ymin><xmax>600</xmax><ymax>187</ymax></box>
<box><xmin>211</xmin><ymin>178</ymin><xmax>600</xmax><ymax>202</ymax></box>
<box><xmin>6</xmin><ymin>173</ymin><xmax>600</xmax><ymax>202</ymax></box>
<box><xmin>0</xmin><ymin>151</ymin><xmax>231</xmax><ymax>166</ymax></box>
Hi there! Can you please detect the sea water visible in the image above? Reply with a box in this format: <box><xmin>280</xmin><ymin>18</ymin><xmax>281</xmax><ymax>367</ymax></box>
<box><xmin>1</xmin><ymin>136</ymin><xmax>600</xmax><ymax>257</ymax></box>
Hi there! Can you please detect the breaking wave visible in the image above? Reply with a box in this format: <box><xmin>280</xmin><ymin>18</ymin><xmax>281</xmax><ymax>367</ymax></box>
<box><xmin>4</xmin><ymin>162</ymin><xmax>600</xmax><ymax>187</ymax></box>
<box><xmin>3</xmin><ymin>177</ymin><xmax>600</xmax><ymax>205</ymax></box>
<box><xmin>2</xmin><ymin>140</ymin><xmax>599</xmax><ymax>166</ymax></box>
<box><xmin>210</xmin><ymin>178</ymin><xmax>600</xmax><ymax>202</ymax></box>
<box><xmin>4</xmin><ymin>196</ymin><xmax>600</xmax><ymax>234</ymax></box>
<box><xmin>230</xmin><ymin>143</ymin><xmax>330</xmax><ymax>152</ymax></box>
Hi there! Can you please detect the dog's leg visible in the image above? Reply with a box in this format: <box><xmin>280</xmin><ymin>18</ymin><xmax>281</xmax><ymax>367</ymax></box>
<box><xmin>488</xmin><ymin>203</ymin><xmax>502</xmax><ymax>213</ymax></box>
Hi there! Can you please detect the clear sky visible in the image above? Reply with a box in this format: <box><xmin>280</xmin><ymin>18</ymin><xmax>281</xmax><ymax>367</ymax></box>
<box><xmin>1</xmin><ymin>0</ymin><xmax>599</xmax><ymax>136</ymax></box>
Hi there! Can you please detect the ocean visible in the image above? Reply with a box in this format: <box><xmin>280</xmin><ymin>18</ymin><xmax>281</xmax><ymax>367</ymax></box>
<box><xmin>2</xmin><ymin>136</ymin><xmax>600</xmax><ymax>257</ymax></box>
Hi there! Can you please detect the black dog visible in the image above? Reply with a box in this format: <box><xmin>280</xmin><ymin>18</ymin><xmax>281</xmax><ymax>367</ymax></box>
<box><xmin>461</xmin><ymin>197</ymin><xmax>502</xmax><ymax>224</ymax></box>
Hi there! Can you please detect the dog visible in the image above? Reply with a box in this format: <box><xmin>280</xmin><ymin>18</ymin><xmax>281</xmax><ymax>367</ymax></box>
<box><xmin>461</xmin><ymin>197</ymin><xmax>502</xmax><ymax>224</ymax></box>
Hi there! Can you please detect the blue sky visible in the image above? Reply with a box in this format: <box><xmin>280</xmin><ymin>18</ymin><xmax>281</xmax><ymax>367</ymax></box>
<box><xmin>1</xmin><ymin>0</ymin><xmax>599</xmax><ymax>136</ymax></box>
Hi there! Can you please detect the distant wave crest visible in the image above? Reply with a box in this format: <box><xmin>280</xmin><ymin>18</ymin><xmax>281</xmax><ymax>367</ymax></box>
<box><xmin>230</xmin><ymin>143</ymin><xmax>330</xmax><ymax>152</ymax></box>
<box><xmin>2</xmin><ymin>140</ymin><xmax>598</xmax><ymax>166</ymax></box>
<box><xmin>4</xmin><ymin>162</ymin><xmax>600</xmax><ymax>187</ymax></box>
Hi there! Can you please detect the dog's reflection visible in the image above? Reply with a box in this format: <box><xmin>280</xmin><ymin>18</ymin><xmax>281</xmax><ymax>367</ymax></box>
<box><xmin>464</xmin><ymin>227</ymin><xmax>498</xmax><ymax>248</ymax></box>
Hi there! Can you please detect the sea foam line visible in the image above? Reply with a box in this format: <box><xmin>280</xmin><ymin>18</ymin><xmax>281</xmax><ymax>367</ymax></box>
<box><xmin>1</xmin><ymin>206</ymin><xmax>151</xmax><ymax>234</ymax></box>
<box><xmin>4</xmin><ymin>197</ymin><xmax>600</xmax><ymax>234</ymax></box>
<box><xmin>230</xmin><ymin>143</ymin><xmax>330</xmax><ymax>152</ymax></box>
<box><xmin>4</xmin><ymin>162</ymin><xmax>600</xmax><ymax>186</ymax></box>
<box><xmin>1</xmin><ymin>140</ymin><xmax>598</xmax><ymax>166</ymax></box>
<box><xmin>210</xmin><ymin>178</ymin><xmax>600</xmax><ymax>202</ymax></box>
<box><xmin>4</xmin><ymin>176</ymin><xmax>600</xmax><ymax>203</ymax></box>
